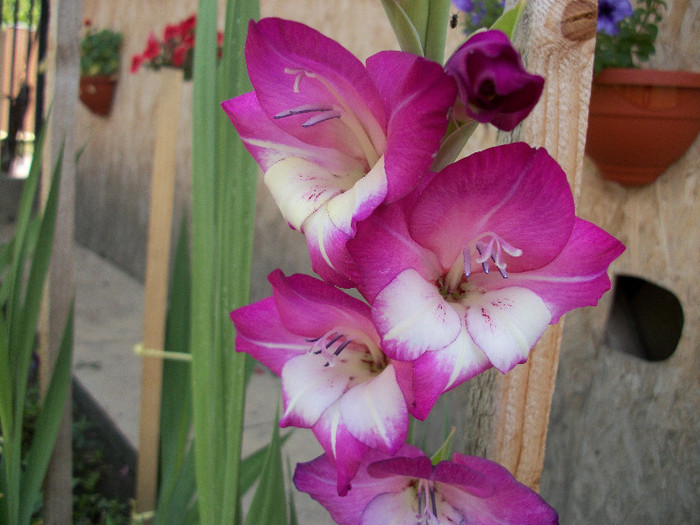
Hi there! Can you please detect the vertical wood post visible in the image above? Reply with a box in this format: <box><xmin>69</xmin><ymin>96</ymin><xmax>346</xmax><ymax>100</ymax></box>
<box><xmin>39</xmin><ymin>1</ymin><xmax>83</xmax><ymax>523</ymax></box>
<box><xmin>461</xmin><ymin>0</ymin><xmax>598</xmax><ymax>491</ymax></box>
<box><xmin>135</xmin><ymin>68</ymin><xmax>183</xmax><ymax>513</ymax></box>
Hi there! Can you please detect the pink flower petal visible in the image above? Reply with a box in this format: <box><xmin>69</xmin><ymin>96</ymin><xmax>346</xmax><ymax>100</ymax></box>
<box><xmin>347</xmin><ymin>203</ymin><xmax>442</xmax><ymax>303</ymax></box>
<box><xmin>366</xmin><ymin>51</ymin><xmax>457</xmax><ymax>202</ymax></box>
<box><xmin>503</xmin><ymin>218</ymin><xmax>626</xmax><ymax>322</ymax></box>
<box><xmin>411</xmin><ymin>326</ymin><xmax>491</xmax><ymax>419</ymax></box>
<box><xmin>311</xmin><ymin>405</ymin><xmax>370</xmax><ymax>496</ymax></box>
<box><xmin>373</xmin><ymin>269</ymin><xmax>462</xmax><ymax>361</ymax></box>
<box><xmin>222</xmin><ymin>93</ymin><xmax>365</xmax><ymax>175</ymax></box>
<box><xmin>464</xmin><ymin>287</ymin><xmax>551</xmax><ymax>373</ymax></box>
<box><xmin>410</xmin><ymin>143</ymin><xmax>575</xmax><ymax>273</ymax></box>
<box><xmin>268</xmin><ymin>270</ymin><xmax>376</xmax><ymax>339</ymax></box>
<box><xmin>442</xmin><ymin>454</ymin><xmax>559</xmax><ymax>524</ymax></box>
<box><xmin>279</xmin><ymin>352</ymin><xmax>350</xmax><ymax>428</ymax></box>
<box><xmin>339</xmin><ymin>364</ymin><xmax>408</xmax><ymax>454</ymax></box>
<box><xmin>244</xmin><ymin>18</ymin><xmax>386</xmax><ymax>165</ymax></box>
<box><xmin>229</xmin><ymin>297</ymin><xmax>307</xmax><ymax>376</ymax></box>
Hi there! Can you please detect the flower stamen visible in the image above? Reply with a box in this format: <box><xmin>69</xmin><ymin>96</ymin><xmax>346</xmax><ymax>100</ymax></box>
<box><xmin>281</xmin><ymin>67</ymin><xmax>382</xmax><ymax>167</ymax></box>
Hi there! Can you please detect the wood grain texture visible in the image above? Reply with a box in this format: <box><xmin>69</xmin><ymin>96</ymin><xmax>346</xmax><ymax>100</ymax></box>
<box><xmin>487</xmin><ymin>0</ymin><xmax>597</xmax><ymax>490</ymax></box>
<box><xmin>135</xmin><ymin>68</ymin><xmax>183</xmax><ymax>514</ymax></box>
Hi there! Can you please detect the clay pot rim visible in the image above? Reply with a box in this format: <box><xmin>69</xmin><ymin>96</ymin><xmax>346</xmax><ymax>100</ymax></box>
<box><xmin>594</xmin><ymin>68</ymin><xmax>700</xmax><ymax>89</ymax></box>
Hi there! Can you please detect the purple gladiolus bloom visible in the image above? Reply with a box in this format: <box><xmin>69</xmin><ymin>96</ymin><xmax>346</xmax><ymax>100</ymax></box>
<box><xmin>222</xmin><ymin>18</ymin><xmax>457</xmax><ymax>286</ymax></box>
<box><xmin>347</xmin><ymin>143</ymin><xmax>625</xmax><ymax>418</ymax></box>
<box><xmin>597</xmin><ymin>0</ymin><xmax>633</xmax><ymax>36</ymax></box>
<box><xmin>230</xmin><ymin>270</ymin><xmax>415</xmax><ymax>495</ymax></box>
<box><xmin>445</xmin><ymin>30</ymin><xmax>544</xmax><ymax>131</ymax></box>
<box><xmin>294</xmin><ymin>443</ymin><xmax>559</xmax><ymax>525</ymax></box>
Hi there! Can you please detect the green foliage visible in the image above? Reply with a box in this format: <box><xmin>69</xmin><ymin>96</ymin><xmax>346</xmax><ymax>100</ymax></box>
<box><xmin>1</xmin><ymin>0</ymin><xmax>41</xmax><ymax>27</ymax></box>
<box><xmin>80</xmin><ymin>28</ymin><xmax>123</xmax><ymax>77</ymax></box>
<box><xmin>594</xmin><ymin>0</ymin><xmax>666</xmax><ymax>74</ymax></box>
<box><xmin>0</xmin><ymin>116</ymin><xmax>75</xmax><ymax>525</ymax></box>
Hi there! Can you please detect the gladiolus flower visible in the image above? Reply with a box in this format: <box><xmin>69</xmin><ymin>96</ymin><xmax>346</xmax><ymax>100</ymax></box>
<box><xmin>230</xmin><ymin>270</ymin><xmax>415</xmax><ymax>495</ymax></box>
<box><xmin>222</xmin><ymin>18</ymin><xmax>457</xmax><ymax>286</ymax></box>
<box><xmin>294</xmin><ymin>443</ymin><xmax>559</xmax><ymax>525</ymax></box>
<box><xmin>347</xmin><ymin>143</ymin><xmax>624</xmax><ymax>417</ymax></box>
<box><xmin>445</xmin><ymin>30</ymin><xmax>544</xmax><ymax>131</ymax></box>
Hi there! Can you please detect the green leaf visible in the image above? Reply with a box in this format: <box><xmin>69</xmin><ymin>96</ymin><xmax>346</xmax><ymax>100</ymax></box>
<box><xmin>430</xmin><ymin>426</ymin><xmax>456</xmax><ymax>465</ymax></box>
<box><xmin>239</xmin><ymin>432</ymin><xmax>292</xmax><ymax>496</ymax></box>
<box><xmin>424</xmin><ymin>0</ymin><xmax>451</xmax><ymax>63</ymax></box>
<box><xmin>431</xmin><ymin>120</ymin><xmax>478</xmax><ymax>172</ymax></box>
<box><xmin>380</xmin><ymin>0</ymin><xmax>425</xmax><ymax>56</ymax></box>
<box><xmin>156</xmin><ymin>220</ymin><xmax>196</xmax><ymax>522</ymax></box>
<box><xmin>19</xmin><ymin>301</ymin><xmax>74</xmax><ymax>525</ymax></box>
<box><xmin>243</xmin><ymin>412</ymin><xmax>288</xmax><ymax>525</ymax></box>
<box><xmin>490</xmin><ymin>0</ymin><xmax>527</xmax><ymax>39</ymax></box>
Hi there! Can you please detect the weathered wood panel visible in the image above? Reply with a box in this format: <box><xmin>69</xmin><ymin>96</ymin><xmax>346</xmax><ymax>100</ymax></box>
<box><xmin>539</xmin><ymin>0</ymin><xmax>700</xmax><ymax>522</ymax></box>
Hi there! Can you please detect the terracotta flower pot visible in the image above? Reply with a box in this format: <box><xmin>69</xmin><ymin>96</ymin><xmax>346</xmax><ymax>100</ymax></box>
<box><xmin>586</xmin><ymin>68</ymin><xmax>700</xmax><ymax>186</ymax></box>
<box><xmin>79</xmin><ymin>75</ymin><xmax>117</xmax><ymax>116</ymax></box>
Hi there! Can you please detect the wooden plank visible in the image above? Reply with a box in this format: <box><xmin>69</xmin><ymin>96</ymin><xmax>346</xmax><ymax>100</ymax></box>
<box><xmin>135</xmin><ymin>67</ymin><xmax>183</xmax><ymax>513</ymax></box>
<box><xmin>487</xmin><ymin>0</ymin><xmax>598</xmax><ymax>490</ymax></box>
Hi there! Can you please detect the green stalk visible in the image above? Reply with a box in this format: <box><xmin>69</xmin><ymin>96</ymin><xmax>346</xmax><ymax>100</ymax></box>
<box><xmin>216</xmin><ymin>0</ymin><xmax>259</xmax><ymax>521</ymax></box>
<box><xmin>190</xmin><ymin>1</ymin><xmax>220</xmax><ymax>521</ymax></box>
<box><xmin>190</xmin><ymin>0</ymin><xmax>259</xmax><ymax>522</ymax></box>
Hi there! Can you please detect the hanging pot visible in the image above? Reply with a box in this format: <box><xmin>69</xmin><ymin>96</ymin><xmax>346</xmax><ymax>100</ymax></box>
<box><xmin>79</xmin><ymin>75</ymin><xmax>117</xmax><ymax>116</ymax></box>
<box><xmin>586</xmin><ymin>68</ymin><xmax>700</xmax><ymax>186</ymax></box>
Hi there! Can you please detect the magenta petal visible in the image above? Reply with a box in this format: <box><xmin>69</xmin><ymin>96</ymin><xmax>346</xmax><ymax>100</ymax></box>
<box><xmin>268</xmin><ymin>270</ymin><xmax>375</xmax><ymax>338</ymax></box>
<box><xmin>443</xmin><ymin>454</ymin><xmax>560</xmax><ymax>524</ymax></box>
<box><xmin>294</xmin><ymin>447</ymin><xmax>417</xmax><ymax>522</ymax></box>
<box><xmin>311</xmin><ymin>406</ymin><xmax>370</xmax><ymax>496</ymax></box>
<box><xmin>221</xmin><ymin>93</ymin><xmax>363</xmax><ymax>175</ymax></box>
<box><xmin>245</xmin><ymin>18</ymin><xmax>386</xmax><ymax>163</ymax></box>
<box><xmin>411</xmin><ymin>326</ymin><xmax>491</xmax><ymax>419</ymax></box>
<box><xmin>410</xmin><ymin>143</ymin><xmax>575</xmax><ymax>272</ymax></box>
<box><xmin>433</xmin><ymin>461</ymin><xmax>493</xmax><ymax>497</ymax></box>
<box><xmin>338</xmin><ymin>365</ymin><xmax>408</xmax><ymax>454</ymax></box>
<box><xmin>229</xmin><ymin>298</ymin><xmax>306</xmax><ymax>376</ymax></box>
<box><xmin>366</xmin><ymin>51</ymin><xmax>457</xmax><ymax>202</ymax></box>
<box><xmin>366</xmin><ymin>455</ymin><xmax>432</xmax><ymax>480</ymax></box>
<box><xmin>504</xmin><ymin>218</ymin><xmax>626</xmax><ymax>322</ymax></box>
<box><xmin>347</xmin><ymin>203</ymin><xmax>442</xmax><ymax>304</ymax></box>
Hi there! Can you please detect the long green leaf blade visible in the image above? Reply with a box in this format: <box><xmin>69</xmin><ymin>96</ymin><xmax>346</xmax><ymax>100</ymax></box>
<box><xmin>19</xmin><ymin>302</ymin><xmax>74</xmax><ymax>525</ymax></box>
<box><xmin>190</xmin><ymin>0</ymin><xmax>221</xmax><ymax>521</ymax></box>
<box><xmin>243</xmin><ymin>413</ymin><xmax>287</xmax><ymax>525</ymax></box>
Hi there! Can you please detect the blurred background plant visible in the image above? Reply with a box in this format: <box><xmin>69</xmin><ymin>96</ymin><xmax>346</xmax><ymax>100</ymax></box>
<box><xmin>452</xmin><ymin>0</ymin><xmax>505</xmax><ymax>35</ymax></box>
<box><xmin>594</xmin><ymin>0</ymin><xmax>666</xmax><ymax>73</ymax></box>
<box><xmin>80</xmin><ymin>20</ymin><xmax>123</xmax><ymax>77</ymax></box>
<box><xmin>130</xmin><ymin>15</ymin><xmax>223</xmax><ymax>81</ymax></box>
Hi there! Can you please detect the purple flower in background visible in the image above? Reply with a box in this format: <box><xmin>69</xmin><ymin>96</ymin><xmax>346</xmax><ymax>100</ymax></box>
<box><xmin>294</xmin><ymin>444</ymin><xmax>559</xmax><ymax>525</ymax></box>
<box><xmin>597</xmin><ymin>0</ymin><xmax>634</xmax><ymax>35</ymax></box>
<box><xmin>452</xmin><ymin>0</ymin><xmax>474</xmax><ymax>12</ymax></box>
<box><xmin>445</xmin><ymin>30</ymin><xmax>544</xmax><ymax>131</ymax></box>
